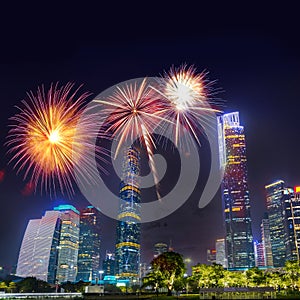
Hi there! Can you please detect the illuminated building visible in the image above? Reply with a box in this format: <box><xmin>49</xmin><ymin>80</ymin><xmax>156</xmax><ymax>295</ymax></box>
<box><xmin>207</xmin><ymin>249</ymin><xmax>217</xmax><ymax>265</ymax></box>
<box><xmin>261</xmin><ymin>213</ymin><xmax>273</xmax><ymax>267</ymax></box>
<box><xmin>16</xmin><ymin>211</ymin><xmax>61</xmax><ymax>283</ymax></box>
<box><xmin>54</xmin><ymin>204</ymin><xmax>80</xmax><ymax>283</ymax></box>
<box><xmin>114</xmin><ymin>146</ymin><xmax>141</xmax><ymax>281</ymax></box>
<box><xmin>282</xmin><ymin>187</ymin><xmax>298</xmax><ymax>262</ymax></box>
<box><xmin>265</xmin><ymin>180</ymin><xmax>297</xmax><ymax>267</ymax></box>
<box><xmin>154</xmin><ymin>242</ymin><xmax>168</xmax><ymax>258</ymax></box>
<box><xmin>76</xmin><ymin>206</ymin><xmax>101</xmax><ymax>282</ymax></box>
<box><xmin>103</xmin><ymin>251</ymin><xmax>115</xmax><ymax>277</ymax></box>
<box><xmin>215</xmin><ymin>238</ymin><xmax>228</xmax><ymax>268</ymax></box>
<box><xmin>291</xmin><ymin>186</ymin><xmax>300</xmax><ymax>261</ymax></box>
<box><xmin>254</xmin><ymin>241</ymin><xmax>265</xmax><ymax>267</ymax></box>
<box><xmin>218</xmin><ymin>112</ymin><xmax>255</xmax><ymax>270</ymax></box>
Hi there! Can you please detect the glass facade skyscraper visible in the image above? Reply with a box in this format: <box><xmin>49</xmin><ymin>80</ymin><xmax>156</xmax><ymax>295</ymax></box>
<box><xmin>54</xmin><ymin>204</ymin><xmax>80</xmax><ymax>283</ymax></box>
<box><xmin>290</xmin><ymin>187</ymin><xmax>300</xmax><ymax>261</ymax></box>
<box><xmin>218</xmin><ymin>112</ymin><xmax>255</xmax><ymax>270</ymax></box>
<box><xmin>261</xmin><ymin>212</ymin><xmax>273</xmax><ymax>267</ymax></box>
<box><xmin>102</xmin><ymin>251</ymin><xmax>115</xmax><ymax>277</ymax></box>
<box><xmin>76</xmin><ymin>206</ymin><xmax>101</xmax><ymax>282</ymax></box>
<box><xmin>115</xmin><ymin>146</ymin><xmax>141</xmax><ymax>281</ymax></box>
<box><xmin>16</xmin><ymin>211</ymin><xmax>61</xmax><ymax>283</ymax></box>
<box><xmin>265</xmin><ymin>180</ymin><xmax>294</xmax><ymax>267</ymax></box>
<box><xmin>215</xmin><ymin>238</ymin><xmax>228</xmax><ymax>268</ymax></box>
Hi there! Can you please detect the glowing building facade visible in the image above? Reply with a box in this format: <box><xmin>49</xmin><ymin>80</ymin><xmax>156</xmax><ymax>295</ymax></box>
<box><xmin>154</xmin><ymin>242</ymin><xmax>168</xmax><ymax>258</ymax></box>
<box><xmin>114</xmin><ymin>147</ymin><xmax>141</xmax><ymax>281</ymax></box>
<box><xmin>102</xmin><ymin>251</ymin><xmax>115</xmax><ymax>277</ymax></box>
<box><xmin>265</xmin><ymin>180</ymin><xmax>294</xmax><ymax>267</ymax></box>
<box><xmin>215</xmin><ymin>238</ymin><xmax>228</xmax><ymax>268</ymax></box>
<box><xmin>54</xmin><ymin>205</ymin><xmax>80</xmax><ymax>283</ymax></box>
<box><xmin>218</xmin><ymin>112</ymin><xmax>255</xmax><ymax>270</ymax></box>
<box><xmin>254</xmin><ymin>241</ymin><xmax>265</xmax><ymax>267</ymax></box>
<box><xmin>291</xmin><ymin>187</ymin><xmax>300</xmax><ymax>261</ymax></box>
<box><xmin>261</xmin><ymin>213</ymin><xmax>273</xmax><ymax>267</ymax></box>
<box><xmin>16</xmin><ymin>211</ymin><xmax>61</xmax><ymax>283</ymax></box>
<box><xmin>76</xmin><ymin>206</ymin><xmax>101</xmax><ymax>282</ymax></box>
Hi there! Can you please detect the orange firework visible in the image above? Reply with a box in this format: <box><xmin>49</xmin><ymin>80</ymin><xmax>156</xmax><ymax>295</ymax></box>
<box><xmin>152</xmin><ymin>64</ymin><xmax>222</xmax><ymax>147</ymax></box>
<box><xmin>6</xmin><ymin>82</ymin><xmax>105</xmax><ymax>196</ymax></box>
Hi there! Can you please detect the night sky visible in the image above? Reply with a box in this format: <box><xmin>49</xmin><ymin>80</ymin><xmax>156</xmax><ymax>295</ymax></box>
<box><xmin>1</xmin><ymin>3</ymin><xmax>300</xmax><ymax>274</ymax></box>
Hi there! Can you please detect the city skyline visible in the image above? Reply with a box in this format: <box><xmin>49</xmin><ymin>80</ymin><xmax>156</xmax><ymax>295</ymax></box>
<box><xmin>1</xmin><ymin>3</ymin><xmax>300</xmax><ymax>274</ymax></box>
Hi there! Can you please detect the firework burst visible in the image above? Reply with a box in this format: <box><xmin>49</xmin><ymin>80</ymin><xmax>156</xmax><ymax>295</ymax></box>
<box><xmin>152</xmin><ymin>64</ymin><xmax>222</xmax><ymax>147</ymax></box>
<box><xmin>94</xmin><ymin>78</ymin><xmax>167</xmax><ymax>198</ymax></box>
<box><xmin>6</xmin><ymin>82</ymin><xmax>106</xmax><ymax>196</ymax></box>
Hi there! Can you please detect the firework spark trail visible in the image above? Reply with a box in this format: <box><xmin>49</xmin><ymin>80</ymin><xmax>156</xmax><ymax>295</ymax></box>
<box><xmin>151</xmin><ymin>64</ymin><xmax>222</xmax><ymax>149</ymax></box>
<box><xmin>94</xmin><ymin>78</ymin><xmax>167</xmax><ymax>199</ymax></box>
<box><xmin>6</xmin><ymin>82</ymin><xmax>107</xmax><ymax>196</ymax></box>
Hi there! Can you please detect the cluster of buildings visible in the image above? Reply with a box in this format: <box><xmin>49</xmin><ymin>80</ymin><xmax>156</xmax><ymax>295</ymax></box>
<box><xmin>15</xmin><ymin>147</ymin><xmax>170</xmax><ymax>286</ymax></box>
<box><xmin>206</xmin><ymin>112</ymin><xmax>300</xmax><ymax>270</ymax></box>
<box><xmin>14</xmin><ymin>111</ymin><xmax>300</xmax><ymax>287</ymax></box>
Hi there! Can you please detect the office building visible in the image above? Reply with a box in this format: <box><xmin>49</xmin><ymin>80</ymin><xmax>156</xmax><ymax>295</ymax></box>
<box><xmin>261</xmin><ymin>213</ymin><xmax>273</xmax><ymax>267</ymax></box>
<box><xmin>265</xmin><ymin>180</ymin><xmax>296</xmax><ymax>267</ymax></box>
<box><xmin>76</xmin><ymin>206</ymin><xmax>101</xmax><ymax>282</ymax></box>
<box><xmin>254</xmin><ymin>241</ymin><xmax>265</xmax><ymax>267</ymax></box>
<box><xmin>218</xmin><ymin>112</ymin><xmax>255</xmax><ymax>270</ymax></box>
<box><xmin>16</xmin><ymin>211</ymin><xmax>61</xmax><ymax>283</ymax></box>
<box><xmin>215</xmin><ymin>238</ymin><xmax>228</xmax><ymax>268</ymax></box>
<box><xmin>102</xmin><ymin>251</ymin><xmax>115</xmax><ymax>277</ymax></box>
<box><xmin>154</xmin><ymin>242</ymin><xmax>168</xmax><ymax>258</ymax></box>
<box><xmin>54</xmin><ymin>204</ymin><xmax>80</xmax><ymax>283</ymax></box>
<box><xmin>207</xmin><ymin>249</ymin><xmax>217</xmax><ymax>265</ymax></box>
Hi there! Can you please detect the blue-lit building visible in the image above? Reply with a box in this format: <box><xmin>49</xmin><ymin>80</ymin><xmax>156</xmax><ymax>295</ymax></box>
<box><xmin>76</xmin><ymin>206</ymin><xmax>101</xmax><ymax>282</ymax></box>
<box><xmin>102</xmin><ymin>251</ymin><xmax>115</xmax><ymax>277</ymax></box>
<box><xmin>266</xmin><ymin>180</ymin><xmax>299</xmax><ymax>267</ymax></box>
<box><xmin>54</xmin><ymin>204</ymin><xmax>80</xmax><ymax>283</ymax></box>
<box><xmin>218</xmin><ymin>112</ymin><xmax>255</xmax><ymax>270</ymax></box>
<box><xmin>114</xmin><ymin>146</ymin><xmax>141</xmax><ymax>282</ymax></box>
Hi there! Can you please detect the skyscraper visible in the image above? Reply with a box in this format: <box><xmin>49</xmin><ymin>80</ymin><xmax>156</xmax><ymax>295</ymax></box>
<box><xmin>218</xmin><ymin>112</ymin><xmax>255</xmax><ymax>270</ymax></box>
<box><xmin>290</xmin><ymin>186</ymin><xmax>300</xmax><ymax>261</ymax></box>
<box><xmin>76</xmin><ymin>206</ymin><xmax>101</xmax><ymax>282</ymax></box>
<box><xmin>115</xmin><ymin>146</ymin><xmax>141</xmax><ymax>281</ymax></box>
<box><xmin>16</xmin><ymin>211</ymin><xmax>61</xmax><ymax>283</ymax></box>
<box><xmin>54</xmin><ymin>204</ymin><xmax>80</xmax><ymax>283</ymax></box>
<box><xmin>207</xmin><ymin>249</ymin><xmax>217</xmax><ymax>265</ymax></box>
<box><xmin>102</xmin><ymin>251</ymin><xmax>115</xmax><ymax>277</ymax></box>
<box><xmin>154</xmin><ymin>242</ymin><xmax>168</xmax><ymax>258</ymax></box>
<box><xmin>215</xmin><ymin>238</ymin><xmax>228</xmax><ymax>268</ymax></box>
<box><xmin>254</xmin><ymin>241</ymin><xmax>265</xmax><ymax>267</ymax></box>
<box><xmin>261</xmin><ymin>213</ymin><xmax>273</xmax><ymax>268</ymax></box>
<box><xmin>265</xmin><ymin>180</ymin><xmax>294</xmax><ymax>267</ymax></box>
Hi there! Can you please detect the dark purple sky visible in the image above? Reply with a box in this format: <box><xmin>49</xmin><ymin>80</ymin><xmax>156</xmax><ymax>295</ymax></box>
<box><xmin>1</xmin><ymin>3</ymin><xmax>300</xmax><ymax>273</ymax></box>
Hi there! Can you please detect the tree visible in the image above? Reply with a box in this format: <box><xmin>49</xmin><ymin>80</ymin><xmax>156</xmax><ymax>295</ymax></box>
<box><xmin>283</xmin><ymin>260</ymin><xmax>300</xmax><ymax>290</ymax></box>
<box><xmin>151</xmin><ymin>251</ymin><xmax>185</xmax><ymax>296</ymax></box>
<box><xmin>192</xmin><ymin>263</ymin><xmax>225</xmax><ymax>288</ymax></box>
<box><xmin>265</xmin><ymin>271</ymin><xmax>283</xmax><ymax>291</ymax></box>
<box><xmin>0</xmin><ymin>281</ymin><xmax>8</xmax><ymax>292</ymax></box>
<box><xmin>7</xmin><ymin>282</ymin><xmax>17</xmax><ymax>293</ymax></box>
<box><xmin>17</xmin><ymin>277</ymin><xmax>52</xmax><ymax>293</ymax></box>
<box><xmin>246</xmin><ymin>267</ymin><xmax>266</xmax><ymax>287</ymax></box>
<box><xmin>142</xmin><ymin>269</ymin><xmax>165</xmax><ymax>295</ymax></box>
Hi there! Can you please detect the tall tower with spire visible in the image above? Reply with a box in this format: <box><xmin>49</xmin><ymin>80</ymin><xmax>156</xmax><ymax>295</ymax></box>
<box><xmin>114</xmin><ymin>146</ymin><xmax>141</xmax><ymax>282</ymax></box>
<box><xmin>218</xmin><ymin>112</ymin><xmax>255</xmax><ymax>270</ymax></box>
